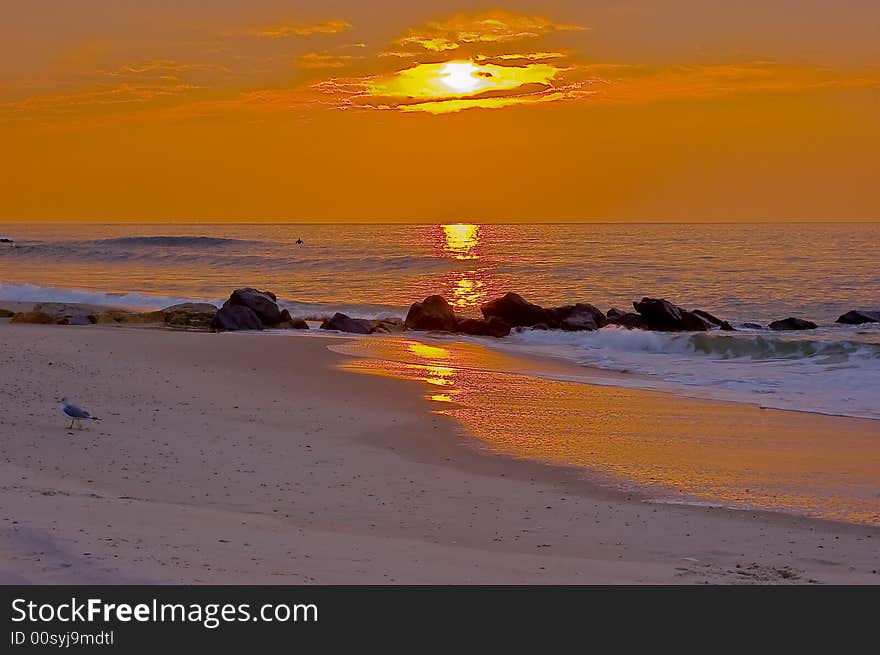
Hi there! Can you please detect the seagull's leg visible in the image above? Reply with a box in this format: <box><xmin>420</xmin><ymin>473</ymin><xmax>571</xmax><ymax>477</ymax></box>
<box><xmin>68</xmin><ymin>418</ymin><xmax>75</xmax><ymax>429</ymax></box>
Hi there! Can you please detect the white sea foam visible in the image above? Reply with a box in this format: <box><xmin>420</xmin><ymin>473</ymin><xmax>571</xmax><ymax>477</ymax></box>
<box><xmin>0</xmin><ymin>282</ymin><xmax>406</xmax><ymax>322</ymax></box>
<box><xmin>0</xmin><ymin>282</ymin><xmax>209</xmax><ymax>310</ymax></box>
<box><xmin>494</xmin><ymin>326</ymin><xmax>880</xmax><ymax>420</ymax></box>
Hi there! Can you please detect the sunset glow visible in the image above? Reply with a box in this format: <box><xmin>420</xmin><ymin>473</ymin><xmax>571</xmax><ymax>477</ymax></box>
<box><xmin>355</xmin><ymin>60</ymin><xmax>562</xmax><ymax>113</ymax></box>
<box><xmin>1</xmin><ymin>2</ymin><xmax>878</xmax><ymax>221</ymax></box>
<box><xmin>5</xmin><ymin>0</ymin><xmax>880</xmax><ymax>594</ymax></box>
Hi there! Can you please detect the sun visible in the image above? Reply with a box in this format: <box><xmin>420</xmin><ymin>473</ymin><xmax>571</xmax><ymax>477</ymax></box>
<box><xmin>439</xmin><ymin>62</ymin><xmax>482</xmax><ymax>92</ymax></box>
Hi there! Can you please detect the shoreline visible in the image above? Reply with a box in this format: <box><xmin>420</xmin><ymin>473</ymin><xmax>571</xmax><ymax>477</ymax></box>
<box><xmin>1</xmin><ymin>313</ymin><xmax>878</xmax><ymax>583</ymax></box>
<box><xmin>332</xmin><ymin>334</ymin><xmax>880</xmax><ymax>527</ymax></box>
<box><xmin>3</xmin><ymin>298</ymin><xmax>880</xmax><ymax>525</ymax></box>
<box><xmin>3</xmin><ymin>283</ymin><xmax>878</xmax><ymax>422</ymax></box>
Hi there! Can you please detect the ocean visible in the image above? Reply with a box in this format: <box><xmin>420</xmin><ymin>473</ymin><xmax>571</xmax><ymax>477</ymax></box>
<box><xmin>2</xmin><ymin>222</ymin><xmax>878</xmax><ymax>420</ymax></box>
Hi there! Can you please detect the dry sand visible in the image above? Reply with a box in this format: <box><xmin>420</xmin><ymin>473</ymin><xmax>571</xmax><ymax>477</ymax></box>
<box><xmin>0</xmin><ymin>317</ymin><xmax>877</xmax><ymax>584</ymax></box>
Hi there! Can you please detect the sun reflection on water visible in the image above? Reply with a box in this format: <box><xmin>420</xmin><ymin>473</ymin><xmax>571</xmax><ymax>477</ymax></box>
<box><xmin>431</xmin><ymin>223</ymin><xmax>494</xmax><ymax>311</ymax></box>
<box><xmin>442</xmin><ymin>223</ymin><xmax>480</xmax><ymax>260</ymax></box>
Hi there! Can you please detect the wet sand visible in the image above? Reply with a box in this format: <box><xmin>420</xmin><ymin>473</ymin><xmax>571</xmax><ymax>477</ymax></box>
<box><xmin>0</xmin><ymin>317</ymin><xmax>878</xmax><ymax>583</ymax></box>
<box><xmin>336</xmin><ymin>336</ymin><xmax>880</xmax><ymax>526</ymax></box>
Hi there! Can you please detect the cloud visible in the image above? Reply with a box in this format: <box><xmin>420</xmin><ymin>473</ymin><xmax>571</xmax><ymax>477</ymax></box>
<box><xmin>297</xmin><ymin>51</ymin><xmax>365</xmax><ymax>69</ymax></box>
<box><xmin>393</xmin><ymin>10</ymin><xmax>587</xmax><ymax>53</ymax></box>
<box><xmin>0</xmin><ymin>82</ymin><xmax>200</xmax><ymax>118</ymax></box>
<box><xmin>378</xmin><ymin>50</ymin><xmax>421</xmax><ymax>59</ymax></box>
<box><xmin>397</xmin><ymin>91</ymin><xmax>567</xmax><ymax>114</ymax></box>
<box><xmin>99</xmin><ymin>59</ymin><xmax>230</xmax><ymax>79</ymax></box>
<box><xmin>0</xmin><ymin>58</ymin><xmax>213</xmax><ymax>119</ymax></box>
<box><xmin>579</xmin><ymin>61</ymin><xmax>880</xmax><ymax>102</ymax></box>
<box><xmin>308</xmin><ymin>58</ymin><xmax>880</xmax><ymax>115</ymax></box>
<box><xmin>256</xmin><ymin>20</ymin><xmax>352</xmax><ymax>39</ymax></box>
<box><xmin>475</xmin><ymin>52</ymin><xmax>567</xmax><ymax>63</ymax></box>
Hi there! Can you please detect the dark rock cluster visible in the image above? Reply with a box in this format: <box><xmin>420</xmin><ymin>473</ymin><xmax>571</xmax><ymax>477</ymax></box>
<box><xmin>320</xmin><ymin>313</ymin><xmax>403</xmax><ymax>335</ymax></box>
<box><xmin>405</xmin><ymin>295</ymin><xmax>510</xmax><ymax>338</ymax></box>
<box><xmin>835</xmin><ymin>310</ymin><xmax>880</xmax><ymax>325</ymax></box>
<box><xmin>211</xmin><ymin>288</ymin><xmax>309</xmax><ymax>332</ymax></box>
<box><xmin>5</xmin><ymin>284</ymin><xmax>874</xmax><ymax>339</ymax></box>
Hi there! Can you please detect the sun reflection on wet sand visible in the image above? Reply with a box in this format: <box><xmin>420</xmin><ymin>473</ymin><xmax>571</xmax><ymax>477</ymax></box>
<box><xmin>335</xmin><ymin>336</ymin><xmax>880</xmax><ymax>526</ymax></box>
<box><xmin>407</xmin><ymin>342</ymin><xmax>450</xmax><ymax>360</ymax></box>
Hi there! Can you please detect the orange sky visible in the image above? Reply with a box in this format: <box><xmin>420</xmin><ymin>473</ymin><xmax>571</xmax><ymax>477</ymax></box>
<box><xmin>1</xmin><ymin>1</ymin><xmax>879</xmax><ymax>222</ymax></box>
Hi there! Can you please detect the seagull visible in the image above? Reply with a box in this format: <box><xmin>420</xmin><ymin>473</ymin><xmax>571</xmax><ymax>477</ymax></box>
<box><xmin>58</xmin><ymin>397</ymin><xmax>101</xmax><ymax>430</ymax></box>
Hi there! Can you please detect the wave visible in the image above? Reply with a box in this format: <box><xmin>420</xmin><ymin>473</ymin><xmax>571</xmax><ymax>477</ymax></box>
<box><xmin>1</xmin><ymin>239</ymin><xmax>454</xmax><ymax>273</ymax></box>
<box><xmin>496</xmin><ymin>326</ymin><xmax>880</xmax><ymax>420</ymax></box>
<box><xmin>0</xmin><ymin>282</ymin><xmax>211</xmax><ymax>309</ymax></box>
<box><xmin>0</xmin><ymin>281</ymin><xmax>406</xmax><ymax>320</ymax></box>
<box><xmin>92</xmin><ymin>236</ymin><xmax>257</xmax><ymax>248</ymax></box>
<box><xmin>510</xmin><ymin>326</ymin><xmax>880</xmax><ymax>361</ymax></box>
<box><xmin>280</xmin><ymin>300</ymin><xmax>406</xmax><ymax>322</ymax></box>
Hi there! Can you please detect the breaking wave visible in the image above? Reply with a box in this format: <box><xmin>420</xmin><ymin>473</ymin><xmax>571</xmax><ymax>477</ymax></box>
<box><xmin>0</xmin><ymin>282</ymin><xmax>207</xmax><ymax>310</ymax></box>
<box><xmin>0</xmin><ymin>282</ymin><xmax>405</xmax><ymax>321</ymax></box>
<box><xmin>497</xmin><ymin>326</ymin><xmax>880</xmax><ymax>419</ymax></box>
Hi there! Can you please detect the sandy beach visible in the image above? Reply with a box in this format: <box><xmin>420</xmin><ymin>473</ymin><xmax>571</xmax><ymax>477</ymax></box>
<box><xmin>1</xmin><ymin>311</ymin><xmax>877</xmax><ymax>584</ymax></box>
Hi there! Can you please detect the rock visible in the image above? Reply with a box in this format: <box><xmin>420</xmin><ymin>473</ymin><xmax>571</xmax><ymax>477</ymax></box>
<box><xmin>10</xmin><ymin>311</ymin><xmax>60</xmax><ymax>325</ymax></box>
<box><xmin>0</xmin><ymin>308</ymin><xmax>16</xmax><ymax>318</ymax></box>
<box><xmin>370</xmin><ymin>318</ymin><xmax>405</xmax><ymax>334</ymax></box>
<box><xmin>162</xmin><ymin>302</ymin><xmax>217</xmax><ymax>329</ymax></box>
<box><xmin>835</xmin><ymin>310</ymin><xmax>880</xmax><ymax>325</ymax></box>
<box><xmin>30</xmin><ymin>303</ymin><xmax>96</xmax><ymax>326</ymax></box>
<box><xmin>549</xmin><ymin>303</ymin><xmax>606</xmax><ymax>331</ymax></box>
<box><xmin>691</xmin><ymin>309</ymin><xmax>735</xmax><ymax>331</ymax></box>
<box><xmin>480</xmin><ymin>292</ymin><xmax>551</xmax><ymax>327</ymax></box>
<box><xmin>405</xmin><ymin>295</ymin><xmax>457</xmax><ymax>331</ymax></box>
<box><xmin>606</xmin><ymin>307</ymin><xmax>627</xmax><ymax>321</ymax></box>
<box><xmin>92</xmin><ymin>310</ymin><xmax>165</xmax><ymax>324</ymax></box>
<box><xmin>320</xmin><ymin>312</ymin><xmax>374</xmax><ymax>334</ymax></box>
<box><xmin>768</xmin><ymin>317</ymin><xmax>818</xmax><ymax>331</ymax></box>
<box><xmin>632</xmin><ymin>297</ymin><xmax>686</xmax><ymax>330</ymax></box>
<box><xmin>606</xmin><ymin>312</ymin><xmax>646</xmax><ymax>329</ymax></box>
<box><xmin>270</xmin><ymin>309</ymin><xmax>309</xmax><ymax>330</ymax></box>
<box><xmin>91</xmin><ymin>311</ymin><xmax>125</xmax><ymax>324</ymax></box>
<box><xmin>318</xmin><ymin>313</ymin><xmax>404</xmax><ymax>334</ymax></box>
<box><xmin>274</xmin><ymin>319</ymin><xmax>310</xmax><ymax>330</ymax></box>
<box><xmin>455</xmin><ymin>317</ymin><xmax>511</xmax><ymax>338</ymax></box>
<box><xmin>632</xmin><ymin>297</ymin><xmax>716</xmax><ymax>332</ymax></box>
<box><xmin>680</xmin><ymin>311</ymin><xmax>714</xmax><ymax>331</ymax></box>
<box><xmin>211</xmin><ymin>305</ymin><xmax>263</xmax><ymax>331</ymax></box>
<box><xmin>0</xmin><ymin>238</ymin><xmax>13</xmax><ymax>243</ymax></box>
<box><xmin>63</xmin><ymin>315</ymin><xmax>94</xmax><ymax>326</ymax></box>
<box><xmin>742</xmin><ymin>322</ymin><xmax>764</xmax><ymax>330</ymax></box>
<box><xmin>227</xmin><ymin>288</ymin><xmax>282</xmax><ymax>326</ymax></box>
